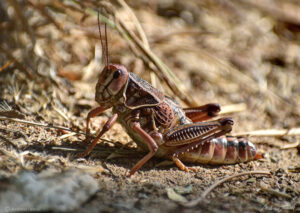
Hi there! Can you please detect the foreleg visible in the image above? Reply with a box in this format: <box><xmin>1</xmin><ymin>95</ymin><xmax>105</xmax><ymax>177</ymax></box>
<box><xmin>85</xmin><ymin>106</ymin><xmax>110</xmax><ymax>137</ymax></box>
<box><xmin>78</xmin><ymin>113</ymin><xmax>118</xmax><ymax>158</ymax></box>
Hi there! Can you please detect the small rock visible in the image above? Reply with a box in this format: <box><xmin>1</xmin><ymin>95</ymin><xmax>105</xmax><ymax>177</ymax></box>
<box><xmin>0</xmin><ymin>169</ymin><xmax>99</xmax><ymax>212</ymax></box>
<box><xmin>166</xmin><ymin>187</ymin><xmax>188</xmax><ymax>203</ymax></box>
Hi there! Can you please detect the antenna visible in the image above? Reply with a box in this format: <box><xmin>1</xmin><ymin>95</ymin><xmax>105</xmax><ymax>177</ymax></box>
<box><xmin>97</xmin><ymin>11</ymin><xmax>109</xmax><ymax>66</ymax></box>
<box><xmin>104</xmin><ymin>23</ymin><xmax>109</xmax><ymax>66</ymax></box>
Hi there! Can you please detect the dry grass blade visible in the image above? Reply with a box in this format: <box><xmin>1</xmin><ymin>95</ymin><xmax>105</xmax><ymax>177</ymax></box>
<box><xmin>182</xmin><ymin>171</ymin><xmax>271</xmax><ymax>207</ymax></box>
<box><xmin>0</xmin><ymin>60</ymin><xmax>13</xmax><ymax>72</ymax></box>
<box><xmin>287</xmin><ymin>166</ymin><xmax>300</xmax><ymax>173</ymax></box>
<box><xmin>0</xmin><ymin>116</ymin><xmax>116</xmax><ymax>144</ymax></box>
<box><xmin>0</xmin><ymin>100</ymin><xmax>24</xmax><ymax>119</ymax></box>
<box><xmin>117</xmin><ymin>20</ymin><xmax>198</xmax><ymax>106</ymax></box>
<box><xmin>232</xmin><ymin>128</ymin><xmax>300</xmax><ymax>137</ymax></box>
<box><xmin>280</xmin><ymin>140</ymin><xmax>300</xmax><ymax>150</ymax></box>
<box><xmin>219</xmin><ymin>103</ymin><xmax>247</xmax><ymax>115</ymax></box>
<box><xmin>117</xmin><ymin>0</ymin><xmax>149</xmax><ymax>48</ymax></box>
<box><xmin>116</xmin><ymin>0</ymin><xmax>161</xmax><ymax>88</ymax></box>
<box><xmin>0</xmin><ymin>116</ymin><xmax>78</xmax><ymax>133</ymax></box>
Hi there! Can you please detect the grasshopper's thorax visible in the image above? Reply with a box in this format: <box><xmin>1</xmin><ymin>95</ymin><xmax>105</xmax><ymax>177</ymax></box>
<box><xmin>112</xmin><ymin>84</ymin><xmax>192</xmax><ymax>153</ymax></box>
<box><xmin>123</xmin><ymin>72</ymin><xmax>165</xmax><ymax>109</ymax></box>
<box><xmin>95</xmin><ymin>64</ymin><xmax>129</xmax><ymax>107</ymax></box>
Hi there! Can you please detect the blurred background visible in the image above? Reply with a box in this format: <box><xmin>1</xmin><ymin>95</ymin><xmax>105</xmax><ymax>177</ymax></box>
<box><xmin>0</xmin><ymin>0</ymin><xmax>299</xmax><ymax>212</ymax></box>
<box><xmin>1</xmin><ymin>0</ymin><xmax>300</xmax><ymax>128</ymax></box>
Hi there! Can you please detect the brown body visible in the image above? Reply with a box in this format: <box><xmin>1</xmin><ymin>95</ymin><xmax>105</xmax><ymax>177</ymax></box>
<box><xmin>114</xmin><ymin>73</ymin><xmax>259</xmax><ymax>164</ymax></box>
<box><xmin>78</xmin><ymin>16</ymin><xmax>262</xmax><ymax>176</ymax></box>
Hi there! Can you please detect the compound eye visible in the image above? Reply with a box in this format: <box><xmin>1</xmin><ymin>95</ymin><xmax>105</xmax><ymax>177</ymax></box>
<box><xmin>113</xmin><ymin>69</ymin><xmax>122</xmax><ymax>79</ymax></box>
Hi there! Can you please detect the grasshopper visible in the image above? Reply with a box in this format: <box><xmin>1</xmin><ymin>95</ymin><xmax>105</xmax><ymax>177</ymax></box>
<box><xmin>78</xmin><ymin>14</ymin><xmax>262</xmax><ymax>176</ymax></box>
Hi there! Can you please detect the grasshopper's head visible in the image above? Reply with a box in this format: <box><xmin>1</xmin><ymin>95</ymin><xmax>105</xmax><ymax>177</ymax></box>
<box><xmin>95</xmin><ymin>64</ymin><xmax>128</xmax><ymax>105</ymax></box>
<box><xmin>94</xmin><ymin>13</ymin><xmax>129</xmax><ymax>106</ymax></box>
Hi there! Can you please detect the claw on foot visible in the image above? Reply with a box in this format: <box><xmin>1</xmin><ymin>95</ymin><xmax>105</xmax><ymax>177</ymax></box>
<box><xmin>172</xmin><ymin>156</ymin><xmax>198</xmax><ymax>173</ymax></box>
<box><xmin>183</xmin><ymin>166</ymin><xmax>198</xmax><ymax>173</ymax></box>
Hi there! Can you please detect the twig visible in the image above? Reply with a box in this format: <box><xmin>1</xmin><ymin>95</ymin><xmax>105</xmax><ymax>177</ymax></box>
<box><xmin>287</xmin><ymin>166</ymin><xmax>300</xmax><ymax>173</ymax></box>
<box><xmin>280</xmin><ymin>141</ymin><xmax>300</xmax><ymax>150</ymax></box>
<box><xmin>0</xmin><ymin>116</ymin><xmax>79</xmax><ymax>133</ymax></box>
<box><xmin>181</xmin><ymin>170</ymin><xmax>271</xmax><ymax>207</ymax></box>
<box><xmin>0</xmin><ymin>116</ymin><xmax>116</xmax><ymax>144</ymax></box>
<box><xmin>0</xmin><ymin>45</ymin><xmax>34</xmax><ymax>80</ymax></box>
<box><xmin>51</xmin><ymin>145</ymin><xmax>140</xmax><ymax>157</ymax></box>
<box><xmin>59</xmin><ymin>132</ymin><xmax>77</xmax><ymax>139</ymax></box>
<box><xmin>0</xmin><ymin>61</ymin><xmax>13</xmax><ymax>72</ymax></box>
<box><xmin>232</xmin><ymin>128</ymin><xmax>300</xmax><ymax>137</ymax></box>
<box><xmin>51</xmin><ymin>146</ymin><xmax>81</xmax><ymax>152</ymax></box>
<box><xmin>259</xmin><ymin>182</ymin><xmax>292</xmax><ymax>199</ymax></box>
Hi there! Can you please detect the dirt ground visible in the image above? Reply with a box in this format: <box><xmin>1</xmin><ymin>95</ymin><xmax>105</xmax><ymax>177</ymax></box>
<box><xmin>0</xmin><ymin>0</ymin><xmax>300</xmax><ymax>212</ymax></box>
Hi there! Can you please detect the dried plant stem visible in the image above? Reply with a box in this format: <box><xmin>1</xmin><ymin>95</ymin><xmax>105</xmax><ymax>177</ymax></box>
<box><xmin>219</xmin><ymin>103</ymin><xmax>247</xmax><ymax>115</ymax></box>
<box><xmin>0</xmin><ymin>116</ymin><xmax>116</xmax><ymax>144</ymax></box>
<box><xmin>280</xmin><ymin>141</ymin><xmax>300</xmax><ymax>149</ymax></box>
<box><xmin>182</xmin><ymin>171</ymin><xmax>271</xmax><ymax>207</ymax></box>
<box><xmin>0</xmin><ymin>116</ymin><xmax>78</xmax><ymax>133</ymax></box>
<box><xmin>232</xmin><ymin>128</ymin><xmax>300</xmax><ymax>137</ymax></box>
<box><xmin>0</xmin><ymin>61</ymin><xmax>13</xmax><ymax>72</ymax></box>
<box><xmin>117</xmin><ymin>20</ymin><xmax>198</xmax><ymax>106</ymax></box>
<box><xmin>117</xmin><ymin>0</ymin><xmax>149</xmax><ymax>48</ymax></box>
<box><xmin>117</xmin><ymin>0</ymin><xmax>161</xmax><ymax>88</ymax></box>
<box><xmin>0</xmin><ymin>46</ymin><xmax>34</xmax><ymax>80</ymax></box>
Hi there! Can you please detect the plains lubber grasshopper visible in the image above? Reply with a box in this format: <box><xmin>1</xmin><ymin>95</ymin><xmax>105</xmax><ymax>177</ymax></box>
<box><xmin>78</xmin><ymin>14</ymin><xmax>262</xmax><ymax>176</ymax></box>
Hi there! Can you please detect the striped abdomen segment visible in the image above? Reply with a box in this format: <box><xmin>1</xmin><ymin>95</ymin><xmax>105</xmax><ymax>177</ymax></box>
<box><xmin>179</xmin><ymin>136</ymin><xmax>262</xmax><ymax>164</ymax></box>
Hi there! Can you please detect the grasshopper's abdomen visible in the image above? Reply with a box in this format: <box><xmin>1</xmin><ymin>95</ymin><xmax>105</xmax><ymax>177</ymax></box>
<box><xmin>179</xmin><ymin>136</ymin><xmax>262</xmax><ymax>164</ymax></box>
